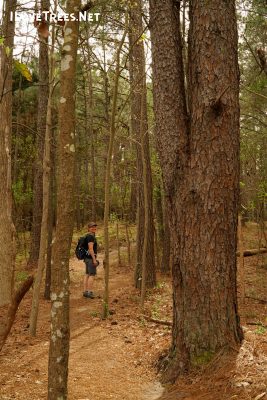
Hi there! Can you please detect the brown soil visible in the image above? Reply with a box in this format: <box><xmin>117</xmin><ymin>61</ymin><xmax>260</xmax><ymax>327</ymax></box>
<box><xmin>0</xmin><ymin>253</ymin><xmax>167</xmax><ymax>400</ymax></box>
<box><xmin>0</xmin><ymin>224</ymin><xmax>267</xmax><ymax>400</ymax></box>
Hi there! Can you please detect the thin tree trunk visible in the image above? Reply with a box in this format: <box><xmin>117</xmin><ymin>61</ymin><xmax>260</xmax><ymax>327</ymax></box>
<box><xmin>103</xmin><ymin>23</ymin><xmax>128</xmax><ymax>319</ymax></box>
<box><xmin>153</xmin><ymin>220</ymin><xmax>160</xmax><ymax>270</ymax></box>
<box><xmin>47</xmin><ymin>1</ymin><xmax>80</xmax><ymax>397</ymax></box>
<box><xmin>12</xmin><ymin>75</ymin><xmax>22</xmax><ymax>184</ymax></box>
<box><xmin>44</xmin><ymin>105</ymin><xmax>56</xmax><ymax>300</ymax></box>
<box><xmin>28</xmin><ymin>0</ymin><xmax>50</xmax><ymax>269</ymax></box>
<box><xmin>85</xmin><ymin>49</ymin><xmax>97</xmax><ymax>221</ymax></box>
<box><xmin>238</xmin><ymin>215</ymin><xmax>245</xmax><ymax>305</ymax></box>
<box><xmin>129</xmin><ymin>0</ymin><xmax>156</xmax><ymax>290</ymax></box>
<box><xmin>116</xmin><ymin>222</ymin><xmax>122</xmax><ymax>266</ymax></box>
<box><xmin>0</xmin><ymin>0</ymin><xmax>17</xmax><ymax>307</ymax></box>
<box><xmin>29</xmin><ymin>10</ymin><xmax>54</xmax><ymax>334</ymax></box>
<box><xmin>125</xmin><ymin>222</ymin><xmax>131</xmax><ymax>266</ymax></box>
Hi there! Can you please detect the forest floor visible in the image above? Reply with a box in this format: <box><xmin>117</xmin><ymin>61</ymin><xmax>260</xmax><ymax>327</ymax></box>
<box><xmin>0</xmin><ymin>223</ymin><xmax>267</xmax><ymax>400</ymax></box>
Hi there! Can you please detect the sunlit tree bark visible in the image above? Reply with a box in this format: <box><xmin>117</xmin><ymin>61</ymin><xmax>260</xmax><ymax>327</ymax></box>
<box><xmin>47</xmin><ymin>1</ymin><xmax>80</xmax><ymax>397</ymax></box>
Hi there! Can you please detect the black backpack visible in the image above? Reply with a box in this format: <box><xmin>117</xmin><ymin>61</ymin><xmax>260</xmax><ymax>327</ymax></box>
<box><xmin>75</xmin><ymin>235</ymin><xmax>89</xmax><ymax>260</ymax></box>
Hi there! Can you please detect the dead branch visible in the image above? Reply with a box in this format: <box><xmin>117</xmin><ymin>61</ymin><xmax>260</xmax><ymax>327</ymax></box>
<box><xmin>236</xmin><ymin>248</ymin><xmax>267</xmax><ymax>257</ymax></box>
<box><xmin>0</xmin><ymin>275</ymin><xmax>34</xmax><ymax>352</ymax></box>
<box><xmin>245</xmin><ymin>296</ymin><xmax>267</xmax><ymax>305</ymax></box>
<box><xmin>247</xmin><ymin>322</ymin><xmax>267</xmax><ymax>328</ymax></box>
<box><xmin>141</xmin><ymin>314</ymin><xmax>172</xmax><ymax>326</ymax></box>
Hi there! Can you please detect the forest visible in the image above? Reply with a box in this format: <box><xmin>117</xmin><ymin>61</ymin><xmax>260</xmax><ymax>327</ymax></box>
<box><xmin>0</xmin><ymin>0</ymin><xmax>266</xmax><ymax>399</ymax></box>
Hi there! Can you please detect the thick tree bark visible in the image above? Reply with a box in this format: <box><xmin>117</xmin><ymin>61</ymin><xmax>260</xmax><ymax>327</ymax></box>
<box><xmin>129</xmin><ymin>0</ymin><xmax>156</xmax><ymax>290</ymax></box>
<box><xmin>160</xmin><ymin>195</ymin><xmax>171</xmax><ymax>274</ymax></box>
<box><xmin>149</xmin><ymin>0</ymin><xmax>243</xmax><ymax>380</ymax></box>
<box><xmin>47</xmin><ymin>1</ymin><xmax>80</xmax><ymax>398</ymax></box>
<box><xmin>0</xmin><ymin>0</ymin><xmax>17</xmax><ymax>307</ymax></box>
<box><xmin>28</xmin><ymin>0</ymin><xmax>50</xmax><ymax>268</ymax></box>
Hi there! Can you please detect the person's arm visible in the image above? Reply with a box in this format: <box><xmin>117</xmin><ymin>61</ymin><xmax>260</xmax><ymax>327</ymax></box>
<box><xmin>88</xmin><ymin>242</ymin><xmax>97</xmax><ymax>265</ymax></box>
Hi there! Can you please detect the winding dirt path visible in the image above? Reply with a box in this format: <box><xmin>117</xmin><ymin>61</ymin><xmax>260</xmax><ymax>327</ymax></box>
<box><xmin>0</xmin><ymin>256</ymin><xmax>166</xmax><ymax>400</ymax></box>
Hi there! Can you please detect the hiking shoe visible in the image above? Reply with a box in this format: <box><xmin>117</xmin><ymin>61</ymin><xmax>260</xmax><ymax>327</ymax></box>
<box><xmin>83</xmin><ymin>291</ymin><xmax>95</xmax><ymax>299</ymax></box>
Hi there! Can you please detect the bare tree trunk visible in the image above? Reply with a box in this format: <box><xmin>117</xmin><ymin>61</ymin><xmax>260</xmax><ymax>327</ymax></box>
<box><xmin>238</xmin><ymin>215</ymin><xmax>245</xmax><ymax>306</ymax></box>
<box><xmin>44</xmin><ymin>107</ymin><xmax>56</xmax><ymax>300</ymax></box>
<box><xmin>129</xmin><ymin>0</ymin><xmax>156</xmax><ymax>290</ymax></box>
<box><xmin>0</xmin><ymin>0</ymin><xmax>17</xmax><ymax>307</ymax></box>
<box><xmin>85</xmin><ymin>49</ymin><xmax>97</xmax><ymax>221</ymax></box>
<box><xmin>103</xmin><ymin>24</ymin><xmax>128</xmax><ymax>319</ymax></box>
<box><xmin>29</xmin><ymin>9</ymin><xmax>55</xmax><ymax>334</ymax></box>
<box><xmin>116</xmin><ymin>222</ymin><xmax>122</xmax><ymax>266</ymax></box>
<box><xmin>149</xmin><ymin>0</ymin><xmax>243</xmax><ymax>381</ymax></box>
<box><xmin>12</xmin><ymin>75</ymin><xmax>22</xmax><ymax>184</ymax></box>
<box><xmin>47</xmin><ymin>1</ymin><xmax>80</xmax><ymax>397</ymax></box>
<box><xmin>125</xmin><ymin>222</ymin><xmax>131</xmax><ymax>265</ymax></box>
<box><xmin>28</xmin><ymin>0</ymin><xmax>50</xmax><ymax>269</ymax></box>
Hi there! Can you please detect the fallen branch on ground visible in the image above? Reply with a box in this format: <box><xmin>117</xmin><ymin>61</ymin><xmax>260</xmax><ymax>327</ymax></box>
<box><xmin>0</xmin><ymin>275</ymin><xmax>34</xmax><ymax>352</ymax></box>
<box><xmin>141</xmin><ymin>314</ymin><xmax>172</xmax><ymax>326</ymax></box>
<box><xmin>245</xmin><ymin>296</ymin><xmax>267</xmax><ymax>304</ymax></box>
<box><xmin>236</xmin><ymin>248</ymin><xmax>267</xmax><ymax>257</ymax></box>
<box><xmin>247</xmin><ymin>322</ymin><xmax>267</xmax><ymax>329</ymax></box>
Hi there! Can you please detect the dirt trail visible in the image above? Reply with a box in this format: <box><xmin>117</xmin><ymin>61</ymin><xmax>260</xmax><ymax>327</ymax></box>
<box><xmin>0</xmin><ymin>256</ymin><xmax>166</xmax><ymax>400</ymax></box>
<box><xmin>2</xmin><ymin>239</ymin><xmax>266</xmax><ymax>400</ymax></box>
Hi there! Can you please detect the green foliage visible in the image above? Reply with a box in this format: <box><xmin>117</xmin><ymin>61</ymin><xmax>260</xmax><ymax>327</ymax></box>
<box><xmin>255</xmin><ymin>325</ymin><xmax>267</xmax><ymax>335</ymax></box>
<box><xmin>14</xmin><ymin>60</ymin><xmax>33</xmax><ymax>82</ymax></box>
<box><xmin>12</xmin><ymin>180</ymin><xmax>33</xmax><ymax>208</ymax></box>
<box><xmin>5</xmin><ymin>46</ymin><xmax>11</xmax><ymax>57</ymax></box>
<box><xmin>89</xmin><ymin>311</ymin><xmax>99</xmax><ymax>318</ymax></box>
<box><xmin>16</xmin><ymin>271</ymin><xmax>29</xmax><ymax>282</ymax></box>
<box><xmin>238</xmin><ymin>0</ymin><xmax>267</xmax><ymax>221</ymax></box>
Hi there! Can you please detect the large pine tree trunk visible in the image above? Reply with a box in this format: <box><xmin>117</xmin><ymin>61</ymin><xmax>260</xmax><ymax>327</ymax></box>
<box><xmin>47</xmin><ymin>1</ymin><xmax>80</xmax><ymax>397</ymax></box>
<box><xmin>0</xmin><ymin>0</ymin><xmax>17</xmax><ymax>307</ymax></box>
<box><xmin>129</xmin><ymin>0</ymin><xmax>156</xmax><ymax>290</ymax></box>
<box><xmin>149</xmin><ymin>0</ymin><xmax>243</xmax><ymax>380</ymax></box>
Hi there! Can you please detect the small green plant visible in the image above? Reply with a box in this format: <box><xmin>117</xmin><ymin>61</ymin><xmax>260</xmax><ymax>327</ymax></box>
<box><xmin>255</xmin><ymin>325</ymin><xmax>267</xmax><ymax>335</ymax></box>
<box><xmin>151</xmin><ymin>297</ymin><xmax>162</xmax><ymax>319</ymax></box>
<box><xmin>16</xmin><ymin>271</ymin><xmax>29</xmax><ymax>282</ymax></box>
<box><xmin>156</xmin><ymin>281</ymin><xmax>166</xmax><ymax>290</ymax></box>
<box><xmin>89</xmin><ymin>311</ymin><xmax>98</xmax><ymax>318</ymax></box>
<box><xmin>139</xmin><ymin>316</ymin><xmax>147</xmax><ymax>327</ymax></box>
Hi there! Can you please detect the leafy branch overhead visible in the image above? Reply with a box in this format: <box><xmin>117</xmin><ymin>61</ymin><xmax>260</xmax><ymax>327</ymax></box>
<box><xmin>14</xmin><ymin>60</ymin><xmax>32</xmax><ymax>82</ymax></box>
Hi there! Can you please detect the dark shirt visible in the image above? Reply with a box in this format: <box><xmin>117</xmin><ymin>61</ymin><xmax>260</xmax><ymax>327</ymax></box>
<box><xmin>84</xmin><ymin>234</ymin><xmax>97</xmax><ymax>258</ymax></box>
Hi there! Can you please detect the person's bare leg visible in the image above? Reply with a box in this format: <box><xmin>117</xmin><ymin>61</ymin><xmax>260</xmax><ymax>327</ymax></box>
<box><xmin>83</xmin><ymin>275</ymin><xmax>89</xmax><ymax>292</ymax></box>
<box><xmin>87</xmin><ymin>275</ymin><xmax>94</xmax><ymax>292</ymax></box>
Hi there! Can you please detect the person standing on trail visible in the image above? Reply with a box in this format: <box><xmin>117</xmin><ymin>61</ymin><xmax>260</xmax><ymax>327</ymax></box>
<box><xmin>83</xmin><ymin>222</ymin><xmax>99</xmax><ymax>298</ymax></box>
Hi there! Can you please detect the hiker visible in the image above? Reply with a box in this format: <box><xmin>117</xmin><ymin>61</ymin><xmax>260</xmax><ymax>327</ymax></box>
<box><xmin>83</xmin><ymin>222</ymin><xmax>99</xmax><ymax>299</ymax></box>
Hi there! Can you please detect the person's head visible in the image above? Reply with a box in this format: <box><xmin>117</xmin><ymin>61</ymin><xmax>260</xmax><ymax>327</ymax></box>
<box><xmin>88</xmin><ymin>222</ymin><xmax>97</xmax><ymax>234</ymax></box>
